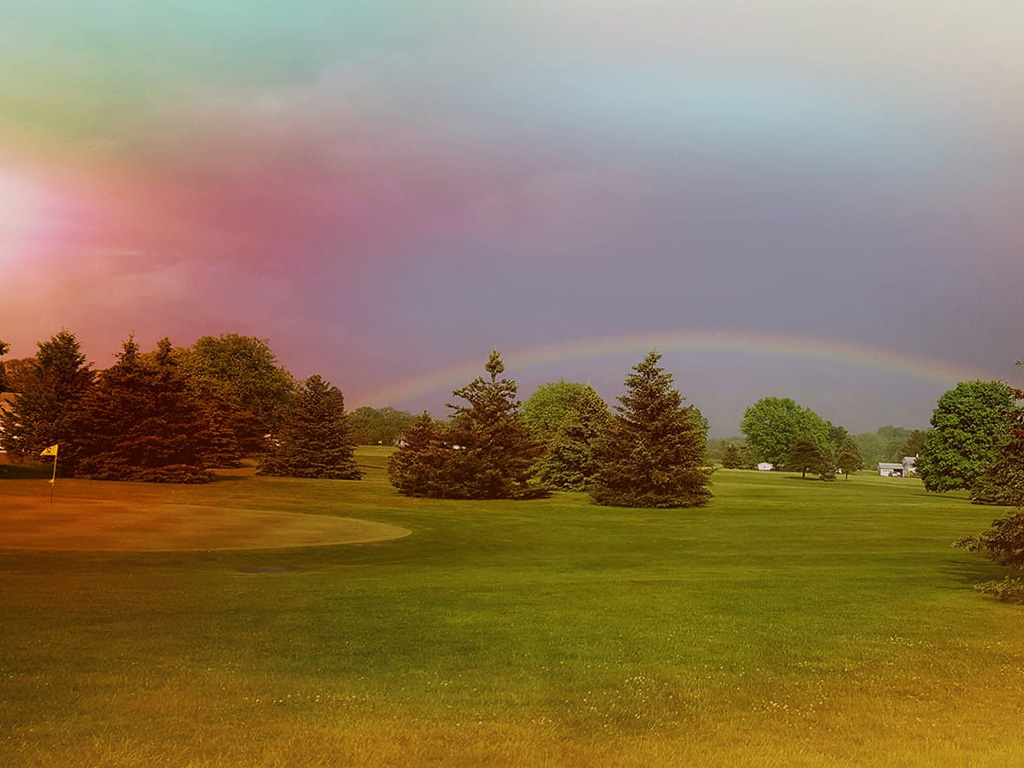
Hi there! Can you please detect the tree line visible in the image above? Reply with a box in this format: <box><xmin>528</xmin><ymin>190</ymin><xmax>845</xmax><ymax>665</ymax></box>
<box><xmin>0</xmin><ymin>332</ymin><xmax>713</xmax><ymax>507</ymax></box>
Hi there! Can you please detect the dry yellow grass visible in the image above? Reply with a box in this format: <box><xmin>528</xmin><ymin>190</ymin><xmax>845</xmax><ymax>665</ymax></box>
<box><xmin>0</xmin><ymin>495</ymin><xmax>410</xmax><ymax>551</ymax></box>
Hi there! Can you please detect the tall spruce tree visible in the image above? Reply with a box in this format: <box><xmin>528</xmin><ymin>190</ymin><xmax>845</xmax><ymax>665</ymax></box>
<box><xmin>258</xmin><ymin>375</ymin><xmax>361</xmax><ymax>479</ymax></box>
<box><xmin>386</xmin><ymin>350</ymin><xmax>545</xmax><ymax>499</ymax></box>
<box><xmin>0</xmin><ymin>330</ymin><xmax>94</xmax><ymax>462</ymax></box>
<box><xmin>536</xmin><ymin>385</ymin><xmax>609</xmax><ymax>491</ymax></box>
<box><xmin>590</xmin><ymin>351</ymin><xmax>712</xmax><ymax>508</ymax></box>
<box><xmin>442</xmin><ymin>350</ymin><xmax>546</xmax><ymax>499</ymax></box>
<box><xmin>70</xmin><ymin>337</ymin><xmax>213</xmax><ymax>482</ymax></box>
<box><xmin>386</xmin><ymin>412</ymin><xmax>449</xmax><ymax>496</ymax></box>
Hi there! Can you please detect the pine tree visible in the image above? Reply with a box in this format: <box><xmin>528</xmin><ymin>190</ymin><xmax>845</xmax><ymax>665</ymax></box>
<box><xmin>787</xmin><ymin>436</ymin><xmax>823</xmax><ymax>479</ymax></box>
<box><xmin>386</xmin><ymin>412</ymin><xmax>449</xmax><ymax>496</ymax></box>
<box><xmin>836</xmin><ymin>438</ymin><xmax>863</xmax><ymax>480</ymax></box>
<box><xmin>386</xmin><ymin>351</ymin><xmax>545</xmax><ymax>499</ymax></box>
<box><xmin>0</xmin><ymin>330</ymin><xmax>94</xmax><ymax>464</ymax></box>
<box><xmin>441</xmin><ymin>350</ymin><xmax>546</xmax><ymax>499</ymax></box>
<box><xmin>71</xmin><ymin>337</ymin><xmax>212</xmax><ymax>482</ymax></box>
<box><xmin>590</xmin><ymin>351</ymin><xmax>712</xmax><ymax>508</ymax></box>
<box><xmin>258</xmin><ymin>375</ymin><xmax>361</xmax><ymax>479</ymax></box>
<box><xmin>536</xmin><ymin>385</ymin><xmax>609</xmax><ymax>490</ymax></box>
<box><xmin>197</xmin><ymin>395</ymin><xmax>245</xmax><ymax>469</ymax></box>
<box><xmin>721</xmin><ymin>444</ymin><xmax>745</xmax><ymax>469</ymax></box>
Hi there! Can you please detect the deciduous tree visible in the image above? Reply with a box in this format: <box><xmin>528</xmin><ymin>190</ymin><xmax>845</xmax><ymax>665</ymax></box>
<box><xmin>0</xmin><ymin>357</ymin><xmax>36</xmax><ymax>393</ymax></box>
<box><xmin>741</xmin><ymin>397</ymin><xmax>830</xmax><ymax>468</ymax></box>
<box><xmin>918</xmin><ymin>381</ymin><xmax>1016</xmax><ymax>492</ymax></box>
<box><xmin>176</xmin><ymin>334</ymin><xmax>296</xmax><ymax>451</ymax></box>
<box><xmin>522</xmin><ymin>381</ymin><xmax>588</xmax><ymax>441</ymax></box>
<box><xmin>536</xmin><ymin>385</ymin><xmax>609</xmax><ymax>491</ymax></box>
<box><xmin>349</xmin><ymin>406</ymin><xmax>419</xmax><ymax>446</ymax></box>
<box><xmin>590</xmin><ymin>351</ymin><xmax>712</xmax><ymax>508</ymax></box>
<box><xmin>0</xmin><ymin>338</ymin><xmax>9</xmax><ymax>391</ymax></box>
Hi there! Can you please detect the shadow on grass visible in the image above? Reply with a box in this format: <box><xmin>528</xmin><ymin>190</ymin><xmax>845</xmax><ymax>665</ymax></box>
<box><xmin>938</xmin><ymin>557</ymin><xmax>1010</xmax><ymax>589</ymax></box>
<box><xmin>206</xmin><ymin>472</ymin><xmax>253</xmax><ymax>483</ymax></box>
<box><xmin>0</xmin><ymin>464</ymin><xmax>51</xmax><ymax>480</ymax></box>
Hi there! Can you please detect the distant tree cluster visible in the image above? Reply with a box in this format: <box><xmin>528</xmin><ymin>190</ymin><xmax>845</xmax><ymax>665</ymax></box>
<box><xmin>0</xmin><ymin>330</ymin><xmax>361</xmax><ymax>483</ymax></box>
<box><xmin>349</xmin><ymin>406</ymin><xmax>419</xmax><ymax>446</ymax></box>
<box><xmin>738</xmin><ymin>397</ymin><xmax>861</xmax><ymax>480</ymax></box>
<box><xmin>388</xmin><ymin>350</ymin><xmax>712</xmax><ymax>507</ymax></box>
<box><xmin>851</xmin><ymin>426</ymin><xmax>926</xmax><ymax>469</ymax></box>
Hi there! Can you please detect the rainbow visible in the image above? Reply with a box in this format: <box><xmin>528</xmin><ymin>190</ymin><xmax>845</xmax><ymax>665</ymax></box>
<box><xmin>364</xmin><ymin>330</ymin><xmax>1003</xmax><ymax>406</ymax></box>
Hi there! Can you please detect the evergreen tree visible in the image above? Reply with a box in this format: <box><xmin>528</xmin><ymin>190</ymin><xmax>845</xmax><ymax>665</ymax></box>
<box><xmin>898</xmin><ymin>430</ymin><xmax>928</xmax><ymax>461</ymax></box>
<box><xmin>386</xmin><ymin>412</ymin><xmax>449</xmax><ymax>496</ymax></box>
<box><xmin>836</xmin><ymin>438</ymin><xmax>863</xmax><ymax>479</ymax></box>
<box><xmin>71</xmin><ymin>337</ymin><xmax>213</xmax><ymax>482</ymax></box>
<box><xmin>816</xmin><ymin>443</ymin><xmax>837</xmax><ymax>481</ymax></box>
<box><xmin>197</xmin><ymin>395</ymin><xmax>245</xmax><ymax>469</ymax></box>
<box><xmin>536</xmin><ymin>385</ymin><xmax>609</xmax><ymax>490</ymax></box>
<box><xmin>386</xmin><ymin>351</ymin><xmax>545</xmax><ymax>499</ymax></box>
<box><xmin>258</xmin><ymin>375</ymin><xmax>361</xmax><ymax>479</ymax></box>
<box><xmin>0</xmin><ymin>330</ymin><xmax>94</xmax><ymax>463</ymax></box>
<box><xmin>441</xmin><ymin>350</ymin><xmax>545</xmax><ymax>499</ymax></box>
<box><xmin>590</xmin><ymin>351</ymin><xmax>712</xmax><ymax>508</ymax></box>
<box><xmin>721</xmin><ymin>443</ymin><xmax>745</xmax><ymax>469</ymax></box>
<box><xmin>522</xmin><ymin>380</ymin><xmax>589</xmax><ymax>441</ymax></box>
<box><xmin>787</xmin><ymin>436</ymin><xmax>823</xmax><ymax>479</ymax></box>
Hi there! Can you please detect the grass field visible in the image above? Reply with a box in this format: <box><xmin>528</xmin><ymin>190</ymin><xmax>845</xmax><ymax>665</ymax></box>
<box><xmin>2</xmin><ymin>449</ymin><xmax>1023</xmax><ymax>766</ymax></box>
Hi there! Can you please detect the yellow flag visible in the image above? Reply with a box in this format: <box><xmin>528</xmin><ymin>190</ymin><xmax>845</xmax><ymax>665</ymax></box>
<box><xmin>40</xmin><ymin>444</ymin><xmax>59</xmax><ymax>457</ymax></box>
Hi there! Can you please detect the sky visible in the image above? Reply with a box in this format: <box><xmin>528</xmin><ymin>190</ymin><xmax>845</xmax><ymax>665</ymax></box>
<box><xmin>1</xmin><ymin>1</ymin><xmax>1022</xmax><ymax>435</ymax></box>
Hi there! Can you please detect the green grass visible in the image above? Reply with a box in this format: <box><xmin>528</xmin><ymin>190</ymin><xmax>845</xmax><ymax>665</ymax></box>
<box><xmin>2</xmin><ymin>451</ymin><xmax>1023</xmax><ymax>766</ymax></box>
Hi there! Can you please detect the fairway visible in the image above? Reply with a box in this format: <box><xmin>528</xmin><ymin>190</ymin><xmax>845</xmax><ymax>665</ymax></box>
<box><xmin>2</xmin><ymin>450</ymin><xmax>1023</xmax><ymax>767</ymax></box>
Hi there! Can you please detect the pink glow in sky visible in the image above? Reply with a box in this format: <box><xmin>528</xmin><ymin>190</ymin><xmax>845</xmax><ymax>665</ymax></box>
<box><xmin>2</xmin><ymin>1</ymin><xmax>1022</xmax><ymax>433</ymax></box>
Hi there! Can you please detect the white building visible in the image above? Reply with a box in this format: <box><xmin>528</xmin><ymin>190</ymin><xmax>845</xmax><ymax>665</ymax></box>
<box><xmin>757</xmin><ymin>462</ymin><xmax>774</xmax><ymax>471</ymax></box>
<box><xmin>878</xmin><ymin>456</ymin><xmax>918</xmax><ymax>478</ymax></box>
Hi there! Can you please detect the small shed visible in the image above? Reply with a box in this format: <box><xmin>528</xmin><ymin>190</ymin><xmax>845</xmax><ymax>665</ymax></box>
<box><xmin>757</xmin><ymin>462</ymin><xmax>774</xmax><ymax>471</ymax></box>
<box><xmin>878</xmin><ymin>462</ymin><xmax>904</xmax><ymax>477</ymax></box>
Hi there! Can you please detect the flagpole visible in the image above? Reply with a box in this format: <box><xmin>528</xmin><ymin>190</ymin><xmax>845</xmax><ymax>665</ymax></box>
<box><xmin>50</xmin><ymin>451</ymin><xmax>57</xmax><ymax>506</ymax></box>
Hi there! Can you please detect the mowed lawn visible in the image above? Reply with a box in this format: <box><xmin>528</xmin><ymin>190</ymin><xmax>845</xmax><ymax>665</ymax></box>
<box><xmin>2</xmin><ymin>450</ymin><xmax>1023</xmax><ymax>767</ymax></box>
